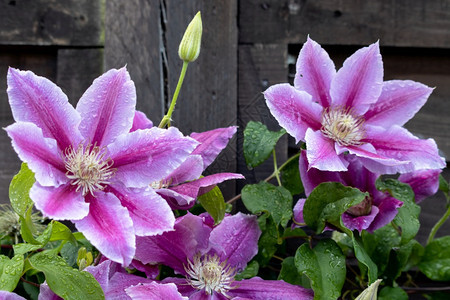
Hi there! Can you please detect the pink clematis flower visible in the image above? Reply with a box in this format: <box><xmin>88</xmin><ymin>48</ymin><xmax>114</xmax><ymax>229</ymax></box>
<box><xmin>132</xmin><ymin>112</ymin><xmax>244</xmax><ymax>210</ymax></box>
<box><xmin>5</xmin><ymin>67</ymin><xmax>198</xmax><ymax>266</ymax></box>
<box><xmin>264</xmin><ymin>37</ymin><xmax>445</xmax><ymax>173</ymax></box>
<box><xmin>296</xmin><ymin>151</ymin><xmax>403</xmax><ymax>233</ymax></box>
<box><xmin>134</xmin><ymin>213</ymin><xmax>314</xmax><ymax>299</ymax></box>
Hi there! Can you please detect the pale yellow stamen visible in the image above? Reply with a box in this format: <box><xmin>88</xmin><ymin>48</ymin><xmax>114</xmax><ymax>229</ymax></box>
<box><xmin>184</xmin><ymin>253</ymin><xmax>237</xmax><ymax>298</ymax></box>
<box><xmin>64</xmin><ymin>142</ymin><xmax>116</xmax><ymax>196</ymax></box>
<box><xmin>321</xmin><ymin>107</ymin><xmax>365</xmax><ymax>146</ymax></box>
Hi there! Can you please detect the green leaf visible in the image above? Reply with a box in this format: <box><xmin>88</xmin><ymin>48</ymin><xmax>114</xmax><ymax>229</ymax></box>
<box><xmin>279</xmin><ymin>256</ymin><xmax>310</xmax><ymax>287</ymax></box>
<box><xmin>255</xmin><ymin>214</ymin><xmax>279</xmax><ymax>267</ymax></box>
<box><xmin>378</xmin><ymin>286</ymin><xmax>408</xmax><ymax>300</ymax></box>
<box><xmin>439</xmin><ymin>174</ymin><xmax>449</xmax><ymax>200</ymax></box>
<box><xmin>353</xmin><ymin>231</ymin><xmax>378</xmax><ymax>284</ymax></box>
<box><xmin>376</xmin><ymin>178</ymin><xmax>420</xmax><ymax>244</ymax></box>
<box><xmin>50</xmin><ymin>221</ymin><xmax>77</xmax><ymax>244</ymax></box>
<box><xmin>419</xmin><ymin>236</ymin><xmax>450</xmax><ymax>281</ymax></box>
<box><xmin>295</xmin><ymin>239</ymin><xmax>346</xmax><ymax>300</ymax></box>
<box><xmin>241</xmin><ymin>182</ymin><xmax>293</xmax><ymax>228</ymax></box>
<box><xmin>304</xmin><ymin>182</ymin><xmax>368</xmax><ymax>233</ymax></box>
<box><xmin>9</xmin><ymin>163</ymin><xmax>35</xmax><ymax>218</ymax></box>
<box><xmin>0</xmin><ymin>254</ymin><xmax>24</xmax><ymax>292</ymax></box>
<box><xmin>362</xmin><ymin>225</ymin><xmax>400</xmax><ymax>275</ymax></box>
<box><xmin>282</xmin><ymin>227</ymin><xmax>307</xmax><ymax>238</ymax></box>
<box><xmin>198</xmin><ymin>185</ymin><xmax>226</xmax><ymax>225</ymax></box>
<box><xmin>28</xmin><ymin>252</ymin><xmax>104</xmax><ymax>300</ymax></box>
<box><xmin>14</xmin><ymin>223</ymin><xmax>53</xmax><ymax>255</ymax></box>
<box><xmin>243</xmin><ymin>121</ymin><xmax>285</xmax><ymax>168</ymax></box>
<box><xmin>235</xmin><ymin>260</ymin><xmax>259</xmax><ymax>280</ymax></box>
<box><xmin>280</xmin><ymin>155</ymin><xmax>303</xmax><ymax>195</ymax></box>
<box><xmin>355</xmin><ymin>279</ymin><xmax>382</xmax><ymax>300</ymax></box>
<box><xmin>383</xmin><ymin>239</ymin><xmax>424</xmax><ymax>284</ymax></box>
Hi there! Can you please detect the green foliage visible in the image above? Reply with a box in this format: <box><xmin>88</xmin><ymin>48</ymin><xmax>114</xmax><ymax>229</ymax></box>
<box><xmin>303</xmin><ymin>182</ymin><xmax>368</xmax><ymax>233</ymax></box>
<box><xmin>376</xmin><ymin>178</ymin><xmax>420</xmax><ymax>244</ymax></box>
<box><xmin>28</xmin><ymin>252</ymin><xmax>104</xmax><ymax>300</ymax></box>
<box><xmin>9</xmin><ymin>163</ymin><xmax>34</xmax><ymax>218</ymax></box>
<box><xmin>295</xmin><ymin>239</ymin><xmax>346</xmax><ymax>300</ymax></box>
<box><xmin>243</xmin><ymin>121</ymin><xmax>285</xmax><ymax>168</ymax></box>
<box><xmin>352</xmin><ymin>231</ymin><xmax>378</xmax><ymax>284</ymax></box>
<box><xmin>198</xmin><ymin>185</ymin><xmax>226</xmax><ymax>225</ymax></box>
<box><xmin>255</xmin><ymin>214</ymin><xmax>280</xmax><ymax>267</ymax></box>
<box><xmin>378</xmin><ymin>286</ymin><xmax>408</xmax><ymax>300</ymax></box>
<box><xmin>280</xmin><ymin>155</ymin><xmax>303</xmax><ymax>196</ymax></box>
<box><xmin>241</xmin><ymin>181</ymin><xmax>292</xmax><ymax>228</ymax></box>
<box><xmin>278</xmin><ymin>256</ymin><xmax>310</xmax><ymax>288</ymax></box>
<box><xmin>235</xmin><ymin>260</ymin><xmax>259</xmax><ymax>280</ymax></box>
<box><xmin>0</xmin><ymin>254</ymin><xmax>24</xmax><ymax>292</ymax></box>
<box><xmin>419</xmin><ymin>236</ymin><xmax>450</xmax><ymax>281</ymax></box>
<box><xmin>438</xmin><ymin>174</ymin><xmax>449</xmax><ymax>202</ymax></box>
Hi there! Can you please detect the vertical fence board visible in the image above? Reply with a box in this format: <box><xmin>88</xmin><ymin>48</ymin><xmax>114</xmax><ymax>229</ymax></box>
<box><xmin>104</xmin><ymin>0</ymin><xmax>163</xmax><ymax>122</ymax></box>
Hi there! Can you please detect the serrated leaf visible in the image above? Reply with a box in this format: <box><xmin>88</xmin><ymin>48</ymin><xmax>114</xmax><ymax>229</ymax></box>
<box><xmin>295</xmin><ymin>239</ymin><xmax>346</xmax><ymax>300</ymax></box>
<box><xmin>9</xmin><ymin>163</ymin><xmax>35</xmax><ymax>218</ymax></box>
<box><xmin>235</xmin><ymin>260</ymin><xmax>259</xmax><ymax>280</ymax></box>
<box><xmin>304</xmin><ymin>182</ymin><xmax>368</xmax><ymax>233</ymax></box>
<box><xmin>376</xmin><ymin>178</ymin><xmax>419</xmax><ymax>244</ymax></box>
<box><xmin>28</xmin><ymin>252</ymin><xmax>104</xmax><ymax>300</ymax></box>
<box><xmin>280</xmin><ymin>155</ymin><xmax>304</xmax><ymax>196</ymax></box>
<box><xmin>241</xmin><ymin>182</ymin><xmax>293</xmax><ymax>227</ymax></box>
<box><xmin>198</xmin><ymin>186</ymin><xmax>226</xmax><ymax>225</ymax></box>
<box><xmin>0</xmin><ymin>254</ymin><xmax>24</xmax><ymax>292</ymax></box>
<box><xmin>352</xmin><ymin>231</ymin><xmax>378</xmax><ymax>284</ymax></box>
<box><xmin>419</xmin><ymin>236</ymin><xmax>450</xmax><ymax>281</ymax></box>
<box><xmin>243</xmin><ymin>121</ymin><xmax>286</xmax><ymax>168</ymax></box>
<box><xmin>378</xmin><ymin>286</ymin><xmax>408</xmax><ymax>300</ymax></box>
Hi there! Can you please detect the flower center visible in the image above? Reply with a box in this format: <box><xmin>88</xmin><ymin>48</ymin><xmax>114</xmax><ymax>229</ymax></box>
<box><xmin>184</xmin><ymin>253</ymin><xmax>236</xmax><ymax>297</ymax></box>
<box><xmin>64</xmin><ymin>142</ymin><xmax>116</xmax><ymax>196</ymax></box>
<box><xmin>321</xmin><ymin>107</ymin><xmax>365</xmax><ymax>146</ymax></box>
<box><xmin>346</xmin><ymin>195</ymin><xmax>373</xmax><ymax>217</ymax></box>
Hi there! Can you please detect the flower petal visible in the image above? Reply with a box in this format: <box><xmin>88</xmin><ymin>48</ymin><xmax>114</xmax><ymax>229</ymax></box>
<box><xmin>166</xmin><ymin>155</ymin><xmax>204</xmax><ymax>185</ymax></box>
<box><xmin>135</xmin><ymin>213</ymin><xmax>212</xmax><ymax>274</ymax></box>
<box><xmin>74</xmin><ymin>193</ymin><xmax>135</xmax><ymax>266</ymax></box>
<box><xmin>299</xmin><ymin>150</ymin><xmax>342</xmax><ymax>195</ymax></box>
<box><xmin>365</xmin><ymin>80</ymin><xmax>433</xmax><ymax>127</ymax></box>
<box><xmin>398</xmin><ymin>169</ymin><xmax>441</xmax><ymax>203</ymax></box>
<box><xmin>294</xmin><ymin>37</ymin><xmax>336</xmax><ymax>108</ymax></box>
<box><xmin>190</xmin><ymin>126</ymin><xmax>237</xmax><ymax>170</ymax></box>
<box><xmin>131</xmin><ymin>110</ymin><xmax>153</xmax><ymax>132</ymax></box>
<box><xmin>305</xmin><ymin>129</ymin><xmax>349</xmax><ymax>171</ymax></box>
<box><xmin>156</xmin><ymin>188</ymin><xmax>196</xmax><ymax>210</ymax></box>
<box><xmin>208</xmin><ymin>213</ymin><xmax>261</xmax><ymax>272</ymax></box>
<box><xmin>7</xmin><ymin>68</ymin><xmax>81</xmax><ymax>151</ymax></box>
<box><xmin>264</xmin><ymin>83</ymin><xmax>322</xmax><ymax>143</ymax></box>
<box><xmin>362</xmin><ymin>125</ymin><xmax>446</xmax><ymax>174</ymax></box>
<box><xmin>109</xmin><ymin>127</ymin><xmax>198</xmax><ymax>188</ymax></box>
<box><xmin>77</xmin><ymin>67</ymin><xmax>136</xmax><ymax>146</ymax></box>
<box><xmin>342</xmin><ymin>206</ymin><xmax>379</xmax><ymax>232</ymax></box>
<box><xmin>367</xmin><ymin>196</ymin><xmax>403</xmax><ymax>232</ymax></box>
<box><xmin>107</xmin><ymin>183</ymin><xmax>175</xmax><ymax>236</ymax></box>
<box><xmin>107</xmin><ymin>272</ymin><xmax>152</xmax><ymax>299</ymax></box>
<box><xmin>293</xmin><ymin>198</ymin><xmax>306</xmax><ymax>225</ymax></box>
<box><xmin>228</xmin><ymin>277</ymin><xmax>314</xmax><ymax>300</ymax></box>
<box><xmin>125</xmin><ymin>282</ymin><xmax>188</xmax><ymax>300</ymax></box>
<box><xmin>30</xmin><ymin>183</ymin><xmax>89</xmax><ymax>220</ymax></box>
<box><xmin>330</xmin><ymin>42</ymin><xmax>383</xmax><ymax>114</ymax></box>
<box><xmin>0</xmin><ymin>291</ymin><xmax>27</xmax><ymax>300</ymax></box>
<box><xmin>5</xmin><ymin>122</ymin><xmax>67</xmax><ymax>187</ymax></box>
<box><xmin>170</xmin><ymin>173</ymin><xmax>245</xmax><ymax>200</ymax></box>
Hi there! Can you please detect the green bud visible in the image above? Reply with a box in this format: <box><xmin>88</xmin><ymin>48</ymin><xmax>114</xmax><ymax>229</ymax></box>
<box><xmin>77</xmin><ymin>247</ymin><xmax>93</xmax><ymax>270</ymax></box>
<box><xmin>178</xmin><ymin>11</ymin><xmax>202</xmax><ymax>62</ymax></box>
<box><xmin>355</xmin><ymin>279</ymin><xmax>382</xmax><ymax>300</ymax></box>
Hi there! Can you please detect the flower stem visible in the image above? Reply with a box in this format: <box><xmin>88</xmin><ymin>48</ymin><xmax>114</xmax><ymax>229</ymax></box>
<box><xmin>158</xmin><ymin>61</ymin><xmax>189</xmax><ymax>128</ymax></box>
<box><xmin>426</xmin><ymin>205</ymin><xmax>450</xmax><ymax>245</ymax></box>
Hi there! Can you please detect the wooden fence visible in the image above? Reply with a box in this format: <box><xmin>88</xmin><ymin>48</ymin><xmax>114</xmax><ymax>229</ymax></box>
<box><xmin>0</xmin><ymin>0</ymin><xmax>448</xmax><ymax>242</ymax></box>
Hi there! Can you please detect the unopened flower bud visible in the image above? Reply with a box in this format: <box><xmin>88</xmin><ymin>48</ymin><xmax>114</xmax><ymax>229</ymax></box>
<box><xmin>355</xmin><ymin>279</ymin><xmax>382</xmax><ymax>300</ymax></box>
<box><xmin>178</xmin><ymin>11</ymin><xmax>202</xmax><ymax>62</ymax></box>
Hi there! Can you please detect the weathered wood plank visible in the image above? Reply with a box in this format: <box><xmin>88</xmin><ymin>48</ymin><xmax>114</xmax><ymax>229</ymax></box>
<box><xmin>237</xmin><ymin>44</ymin><xmax>289</xmax><ymax>208</ymax></box>
<box><xmin>165</xmin><ymin>1</ymin><xmax>239</xmax><ymax>199</ymax></box>
<box><xmin>56</xmin><ymin>48</ymin><xmax>103</xmax><ymax>106</ymax></box>
<box><xmin>0</xmin><ymin>0</ymin><xmax>104</xmax><ymax>46</ymax></box>
<box><xmin>104</xmin><ymin>0</ymin><xmax>164</xmax><ymax>123</ymax></box>
<box><xmin>239</xmin><ymin>0</ymin><xmax>450</xmax><ymax>48</ymax></box>
<box><xmin>0</xmin><ymin>47</ymin><xmax>57</xmax><ymax>204</ymax></box>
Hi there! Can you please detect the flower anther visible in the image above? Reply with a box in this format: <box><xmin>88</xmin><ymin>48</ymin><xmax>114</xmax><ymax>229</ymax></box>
<box><xmin>321</xmin><ymin>106</ymin><xmax>365</xmax><ymax>146</ymax></box>
<box><xmin>64</xmin><ymin>142</ymin><xmax>116</xmax><ymax>196</ymax></box>
<box><xmin>184</xmin><ymin>253</ymin><xmax>237</xmax><ymax>297</ymax></box>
